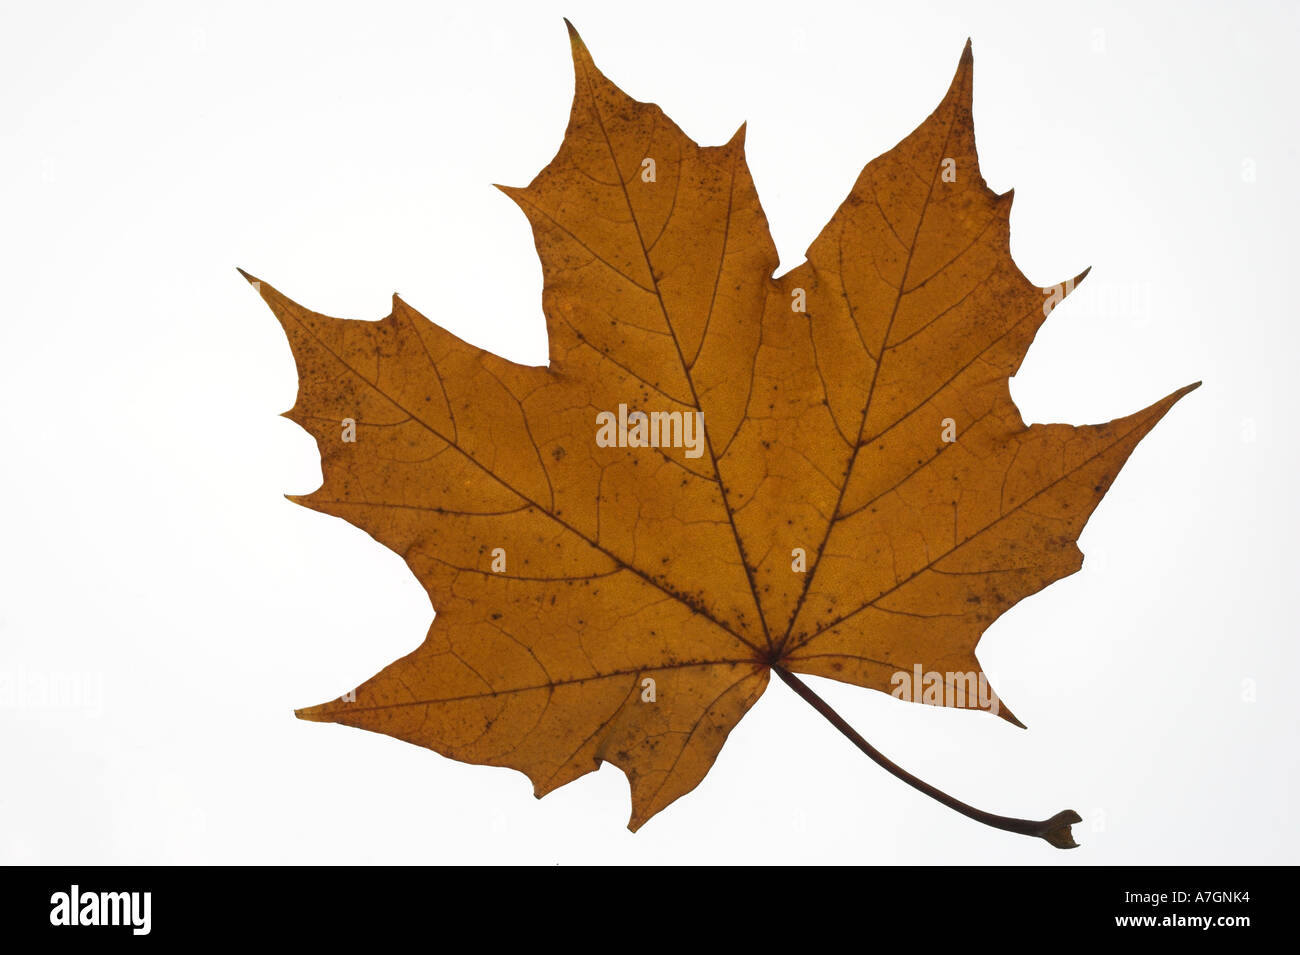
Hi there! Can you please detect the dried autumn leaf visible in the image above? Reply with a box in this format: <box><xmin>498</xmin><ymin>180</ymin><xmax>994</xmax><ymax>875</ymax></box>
<box><xmin>245</xmin><ymin>22</ymin><xmax>1197</xmax><ymax>844</ymax></box>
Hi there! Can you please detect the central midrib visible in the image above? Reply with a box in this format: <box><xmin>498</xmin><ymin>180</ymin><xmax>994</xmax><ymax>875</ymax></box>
<box><xmin>776</xmin><ymin>90</ymin><xmax>963</xmax><ymax>658</ymax></box>
<box><xmin>578</xmin><ymin>60</ymin><xmax>777</xmax><ymax>654</ymax></box>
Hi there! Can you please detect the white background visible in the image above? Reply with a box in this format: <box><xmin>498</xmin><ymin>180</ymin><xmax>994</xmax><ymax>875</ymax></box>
<box><xmin>2</xmin><ymin>0</ymin><xmax>1296</xmax><ymax>864</ymax></box>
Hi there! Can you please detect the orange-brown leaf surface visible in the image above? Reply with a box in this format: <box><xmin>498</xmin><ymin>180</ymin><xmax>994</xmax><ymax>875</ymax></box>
<box><xmin>246</xmin><ymin>24</ymin><xmax>1197</xmax><ymax>831</ymax></box>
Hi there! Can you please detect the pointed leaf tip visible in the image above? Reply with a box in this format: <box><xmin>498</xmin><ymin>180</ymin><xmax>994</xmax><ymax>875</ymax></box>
<box><xmin>942</xmin><ymin>37</ymin><xmax>975</xmax><ymax>104</ymax></box>
<box><xmin>495</xmin><ymin>183</ymin><xmax>531</xmax><ymax>209</ymax></box>
<box><xmin>563</xmin><ymin>17</ymin><xmax>606</xmax><ymax>84</ymax></box>
<box><xmin>565</xmin><ymin>17</ymin><xmax>589</xmax><ymax>57</ymax></box>
<box><xmin>958</xmin><ymin>38</ymin><xmax>973</xmax><ymax>71</ymax></box>
<box><xmin>1001</xmin><ymin>706</ymin><xmax>1027</xmax><ymax>730</ymax></box>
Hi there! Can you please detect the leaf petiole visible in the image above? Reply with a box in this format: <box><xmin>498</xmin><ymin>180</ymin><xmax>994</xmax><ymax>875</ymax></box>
<box><xmin>773</xmin><ymin>666</ymin><xmax>1081</xmax><ymax>849</ymax></box>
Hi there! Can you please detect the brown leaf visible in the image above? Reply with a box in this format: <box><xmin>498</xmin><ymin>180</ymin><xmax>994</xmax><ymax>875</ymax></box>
<box><xmin>245</xmin><ymin>23</ymin><xmax>1197</xmax><ymax>835</ymax></box>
